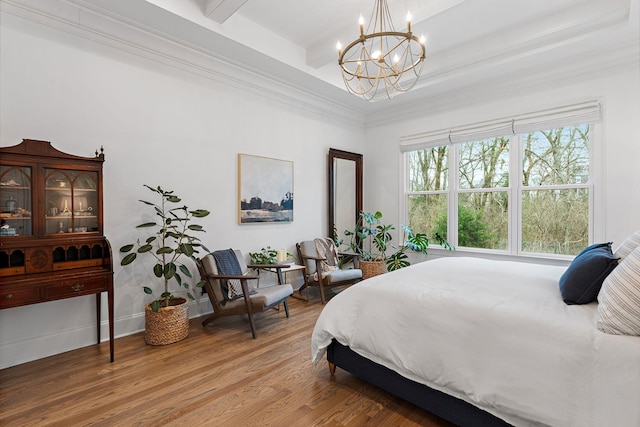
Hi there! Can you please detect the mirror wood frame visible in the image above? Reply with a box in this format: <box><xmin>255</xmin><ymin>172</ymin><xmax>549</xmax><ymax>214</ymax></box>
<box><xmin>328</xmin><ymin>148</ymin><xmax>363</xmax><ymax>239</ymax></box>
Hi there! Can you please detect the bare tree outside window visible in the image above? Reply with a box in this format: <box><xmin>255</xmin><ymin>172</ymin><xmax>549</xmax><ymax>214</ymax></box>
<box><xmin>407</xmin><ymin>147</ymin><xmax>448</xmax><ymax>239</ymax></box>
<box><xmin>521</xmin><ymin>125</ymin><xmax>590</xmax><ymax>254</ymax></box>
<box><xmin>406</xmin><ymin>124</ymin><xmax>591</xmax><ymax>256</ymax></box>
<box><xmin>457</xmin><ymin>137</ymin><xmax>509</xmax><ymax>249</ymax></box>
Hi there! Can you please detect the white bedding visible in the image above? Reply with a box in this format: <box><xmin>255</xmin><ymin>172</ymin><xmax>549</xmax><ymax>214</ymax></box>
<box><xmin>311</xmin><ymin>257</ymin><xmax>640</xmax><ymax>427</ymax></box>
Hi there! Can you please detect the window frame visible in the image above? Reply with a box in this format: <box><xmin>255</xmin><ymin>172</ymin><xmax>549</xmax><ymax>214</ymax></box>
<box><xmin>402</xmin><ymin>122</ymin><xmax>600</xmax><ymax>260</ymax></box>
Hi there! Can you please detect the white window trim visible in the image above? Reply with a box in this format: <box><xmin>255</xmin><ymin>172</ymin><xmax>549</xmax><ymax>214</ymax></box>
<box><xmin>400</xmin><ymin>100</ymin><xmax>600</xmax><ymax>152</ymax></box>
<box><xmin>400</xmin><ymin>102</ymin><xmax>603</xmax><ymax>262</ymax></box>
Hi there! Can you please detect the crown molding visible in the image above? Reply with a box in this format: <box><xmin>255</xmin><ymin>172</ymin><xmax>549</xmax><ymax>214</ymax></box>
<box><xmin>0</xmin><ymin>0</ymin><xmax>366</xmax><ymax>129</ymax></box>
<box><xmin>2</xmin><ymin>0</ymin><xmax>637</xmax><ymax>129</ymax></box>
<box><xmin>365</xmin><ymin>39</ymin><xmax>640</xmax><ymax>128</ymax></box>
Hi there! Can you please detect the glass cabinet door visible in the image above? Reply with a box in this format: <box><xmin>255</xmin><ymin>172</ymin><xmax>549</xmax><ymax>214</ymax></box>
<box><xmin>0</xmin><ymin>165</ymin><xmax>33</xmax><ymax>237</ymax></box>
<box><xmin>45</xmin><ymin>169</ymin><xmax>99</xmax><ymax>235</ymax></box>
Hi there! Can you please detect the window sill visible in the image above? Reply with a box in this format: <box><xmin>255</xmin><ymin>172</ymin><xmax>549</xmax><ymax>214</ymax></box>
<box><xmin>422</xmin><ymin>246</ymin><xmax>572</xmax><ymax>267</ymax></box>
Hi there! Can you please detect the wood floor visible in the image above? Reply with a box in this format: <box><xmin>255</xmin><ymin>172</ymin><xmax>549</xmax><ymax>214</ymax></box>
<box><xmin>0</xmin><ymin>296</ymin><xmax>456</xmax><ymax>427</ymax></box>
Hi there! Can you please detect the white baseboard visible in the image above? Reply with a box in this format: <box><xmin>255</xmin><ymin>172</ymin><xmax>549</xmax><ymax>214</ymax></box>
<box><xmin>0</xmin><ymin>298</ymin><xmax>214</xmax><ymax>370</ymax></box>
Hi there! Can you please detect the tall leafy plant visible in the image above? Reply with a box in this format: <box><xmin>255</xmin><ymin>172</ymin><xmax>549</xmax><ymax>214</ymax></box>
<box><xmin>385</xmin><ymin>225</ymin><xmax>452</xmax><ymax>271</ymax></box>
<box><xmin>120</xmin><ymin>185</ymin><xmax>210</xmax><ymax>312</ymax></box>
<box><xmin>344</xmin><ymin>211</ymin><xmax>453</xmax><ymax>272</ymax></box>
<box><xmin>344</xmin><ymin>211</ymin><xmax>394</xmax><ymax>262</ymax></box>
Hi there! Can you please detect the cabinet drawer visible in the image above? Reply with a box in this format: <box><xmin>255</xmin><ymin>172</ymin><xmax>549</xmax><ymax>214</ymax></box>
<box><xmin>45</xmin><ymin>277</ymin><xmax>108</xmax><ymax>299</ymax></box>
<box><xmin>0</xmin><ymin>286</ymin><xmax>41</xmax><ymax>308</ymax></box>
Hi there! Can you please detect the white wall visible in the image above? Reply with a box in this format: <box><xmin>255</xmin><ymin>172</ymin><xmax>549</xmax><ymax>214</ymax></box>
<box><xmin>364</xmin><ymin>65</ymin><xmax>640</xmax><ymax>259</ymax></box>
<box><xmin>0</xmin><ymin>12</ymin><xmax>364</xmax><ymax>368</ymax></box>
<box><xmin>2</xmin><ymin>4</ymin><xmax>638</xmax><ymax>370</ymax></box>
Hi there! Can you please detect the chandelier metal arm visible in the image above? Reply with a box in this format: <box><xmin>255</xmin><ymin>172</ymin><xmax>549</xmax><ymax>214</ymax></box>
<box><xmin>337</xmin><ymin>0</ymin><xmax>427</xmax><ymax>100</ymax></box>
<box><xmin>338</xmin><ymin>32</ymin><xmax>425</xmax><ymax>79</ymax></box>
<box><xmin>339</xmin><ymin>31</ymin><xmax>421</xmax><ymax>59</ymax></box>
<box><xmin>338</xmin><ymin>0</ymin><xmax>426</xmax><ymax>100</ymax></box>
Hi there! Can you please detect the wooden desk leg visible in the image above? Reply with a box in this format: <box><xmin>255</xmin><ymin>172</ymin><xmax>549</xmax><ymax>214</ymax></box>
<box><xmin>108</xmin><ymin>287</ymin><xmax>114</xmax><ymax>363</ymax></box>
<box><xmin>96</xmin><ymin>293</ymin><xmax>101</xmax><ymax>344</ymax></box>
<box><xmin>96</xmin><ymin>291</ymin><xmax>115</xmax><ymax>362</ymax></box>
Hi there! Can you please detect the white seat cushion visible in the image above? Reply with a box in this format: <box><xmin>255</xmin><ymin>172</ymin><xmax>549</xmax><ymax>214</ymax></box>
<box><xmin>255</xmin><ymin>284</ymin><xmax>293</xmax><ymax>307</ymax></box>
<box><xmin>324</xmin><ymin>268</ymin><xmax>362</xmax><ymax>284</ymax></box>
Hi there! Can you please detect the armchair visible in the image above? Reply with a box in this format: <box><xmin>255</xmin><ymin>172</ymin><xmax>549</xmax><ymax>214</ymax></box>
<box><xmin>195</xmin><ymin>249</ymin><xmax>293</xmax><ymax>338</ymax></box>
<box><xmin>296</xmin><ymin>238</ymin><xmax>362</xmax><ymax>304</ymax></box>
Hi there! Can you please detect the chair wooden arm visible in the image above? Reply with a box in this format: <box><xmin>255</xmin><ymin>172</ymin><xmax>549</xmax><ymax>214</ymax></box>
<box><xmin>338</xmin><ymin>251</ymin><xmax>360</xmax><ymax>258</ymax></box>
<box><xmin>300</xmin><ymin>254</ymin><xmax>327</xmax><ymax>261</ymax></box>
<box><xmin>337</xmin><ymin>251</ymin><xmax>360</xmax><ymax>268</ymax></box>
<box><xmin>247</xmin><ymin>263</ymin><xmax>290</xmax><ymax>270</ymax></box>
<box><xmin>204</xmin><ymin>273</ymin><xmax>259</xmax><ymax>280</ymax></box>
<box><xmin>247</xmin><ymin>263</ymin><xmax>292</xmax><ymax>286</ymax></box>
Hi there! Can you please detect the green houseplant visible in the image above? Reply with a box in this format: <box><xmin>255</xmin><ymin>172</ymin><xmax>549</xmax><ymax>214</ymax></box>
<box><xmin>344</xmin><ymin>211</ymin><xmax>452</xmax><ymax>275</ymax></box>
<box><xmin>119</xmin><ymin>185</ymin><xmax>210</xmax><ymax>345</ymax></box>
<box><xmin>248</xmin><ymin>246</ymin><xmax>293</xmax><ymax>266</ymax></box>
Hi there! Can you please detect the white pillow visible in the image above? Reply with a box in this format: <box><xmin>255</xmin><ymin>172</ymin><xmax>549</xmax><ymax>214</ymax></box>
<box><xmin>613</xmin><ymin>229</ymin><xmax>640</xmax><ymax>260</ymax></box>
<box><xmin>597</xmin><ymin>245</ymin><xmax>640</xmax><ymax>336</ymax></box>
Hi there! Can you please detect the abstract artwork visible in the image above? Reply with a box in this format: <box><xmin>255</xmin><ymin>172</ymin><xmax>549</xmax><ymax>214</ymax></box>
<box><xmin>238</xmin><ymin>154</ymin><xmax>293</xmax><ymax>223</ymax></box>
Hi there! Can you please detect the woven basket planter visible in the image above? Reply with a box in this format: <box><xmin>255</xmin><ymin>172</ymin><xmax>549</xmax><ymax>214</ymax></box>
<box><xmin>144</xmin><ymin>297</ymin><xmax>189</xmax><ymax>345</ymax></box>
<box><xmin>360</xmin><ymin>260</ymin><xmax>387</xmax><ymax>280</ymax></box>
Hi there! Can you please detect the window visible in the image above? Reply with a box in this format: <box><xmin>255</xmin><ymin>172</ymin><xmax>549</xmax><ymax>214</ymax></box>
<box><xmin>402</xmin><ymin>102</ymin><xmax>599</xmax><ymax>257</ymax></box>
<box><xmin>520</xmin><ymin>126</ymin><xmax>590</xmax><ymax>255</ymax></box>
<box><xmin>407</xmin><ymin>146</ymin><xmax>448</xmax><ymax>243</ymax></box>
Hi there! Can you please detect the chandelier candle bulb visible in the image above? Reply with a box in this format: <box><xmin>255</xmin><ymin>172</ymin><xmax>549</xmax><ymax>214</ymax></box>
<box><xmin>407</xmin><ymin>12</ymin><xmax>412</xmax><ymax>32</ymax></box>
<box><xmin>359</xmin><ymin>15</ymin><xmax>364</xmax><ymax>36</ymax></box>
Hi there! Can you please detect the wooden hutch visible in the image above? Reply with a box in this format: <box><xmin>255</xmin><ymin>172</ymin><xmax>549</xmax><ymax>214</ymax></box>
<box><xmin>0</xmin><ymin>139</ymin><xmax>114</xmax><ymax>362</ymax></box>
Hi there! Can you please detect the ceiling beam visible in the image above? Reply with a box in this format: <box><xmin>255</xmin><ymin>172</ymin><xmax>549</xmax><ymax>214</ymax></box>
<box><xmin>203</xmin><ymin>0</ymin><xmax>248</xmax><ymax>23</ymax></box>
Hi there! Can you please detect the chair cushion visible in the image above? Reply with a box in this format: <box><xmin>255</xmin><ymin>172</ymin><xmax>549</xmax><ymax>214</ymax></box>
<box><xmin>299</xmin><ymin>240</ymin><xmax>318</xmax><ymax>274</ymax></box>
<box><xmin>324</xmin><ymin>268</ymin><xmax>362</xmax><ymax>285</ymax></box>
<box><xmin>220</xmin><ymin>284</ymin><xmax>293</xmax><ymax>311</ymax></box>
<box><xmin>597</xmin><ymin>246</ymin><xmax>640</xmax><ymax>336</ymax></box>
<box><xmin>254</xmin><ymin>284</ymin><xmax>293</xmax><ymax>307</ymax></box>
<box><xmin>200</xmin><ymin>254</ymin><xmax>225</xmax><ymax>303</ymax></box>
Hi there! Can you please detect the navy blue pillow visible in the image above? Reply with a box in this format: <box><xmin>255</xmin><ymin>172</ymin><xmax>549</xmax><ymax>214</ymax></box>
<box><xmin>559</xmin><ymin>242</ymin><xmax>619</xmax><ymax>305</ymax></box>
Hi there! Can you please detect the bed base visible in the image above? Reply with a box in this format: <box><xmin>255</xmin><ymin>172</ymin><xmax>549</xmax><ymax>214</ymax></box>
<box><xmin>327</xmin><ymin>340</ymin><xmax>512</xmax><ymax>427</ymax></box>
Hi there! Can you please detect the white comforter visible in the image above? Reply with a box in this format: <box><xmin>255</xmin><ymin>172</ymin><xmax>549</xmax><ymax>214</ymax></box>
<box><xmin>311</xmin><ymin>257</ymin><xmax>640</xmax><ymax>427</ymax></box>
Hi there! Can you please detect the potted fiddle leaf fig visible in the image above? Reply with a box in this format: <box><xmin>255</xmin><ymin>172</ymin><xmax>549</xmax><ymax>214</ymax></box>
<box><xmin>119</xmin><ymin>185</ymin><xmax>210</xmax><ymax>345</ymax></box>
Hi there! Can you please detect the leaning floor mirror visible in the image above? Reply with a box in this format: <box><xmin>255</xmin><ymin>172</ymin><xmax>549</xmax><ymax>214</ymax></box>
<box><xmin>328</xmin><ymin>148</ymin><xmax>363</xmax><ymax>243</ymax></box>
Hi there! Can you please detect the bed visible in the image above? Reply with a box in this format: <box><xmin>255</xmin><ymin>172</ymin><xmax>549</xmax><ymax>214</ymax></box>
<box><xmin>311</xmin><ymin>256</ymin><xmax>640</xmax><ymax>426</ymax></box>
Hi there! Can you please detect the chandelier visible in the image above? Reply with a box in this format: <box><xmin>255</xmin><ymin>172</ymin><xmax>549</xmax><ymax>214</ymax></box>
<box><xmin>337</xmin><ymin>0</ymin><xmax>426</xmax><ymax>101</ymax></box>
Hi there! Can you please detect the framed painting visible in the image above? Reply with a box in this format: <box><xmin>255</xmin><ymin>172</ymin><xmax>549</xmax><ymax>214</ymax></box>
<box><xmin>238</xmin><ymin>154</ymin><xmax>294</xmax><ymax>223</ymax></box>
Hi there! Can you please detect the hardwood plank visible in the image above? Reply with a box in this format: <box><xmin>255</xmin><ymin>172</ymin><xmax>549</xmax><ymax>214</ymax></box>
<box><xmin>0</xmin><ymin>298</ymin><xmax>455</xmax><ymax>426</ymax></box>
